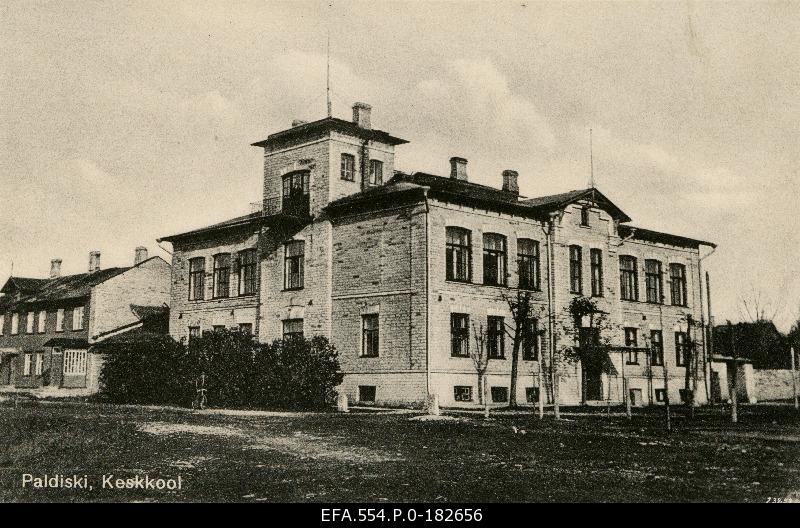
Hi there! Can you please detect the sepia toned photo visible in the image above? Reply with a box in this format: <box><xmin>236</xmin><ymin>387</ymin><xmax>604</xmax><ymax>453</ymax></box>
<box><xmin>1</xmin><ymin>0</ymin><xmax>798</xmax><ymax>509</ymax></box>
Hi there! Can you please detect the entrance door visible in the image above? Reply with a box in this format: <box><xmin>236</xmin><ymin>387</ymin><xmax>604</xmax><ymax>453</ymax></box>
<box><xmin>0</xmin><ymin>355</ymin><xmax>13</xmax><ymax>385</ymax></box>
<box><xmin>585</xmin><ymin>367</ymin><xmax>603</xmax><ymax>401</ymax></box>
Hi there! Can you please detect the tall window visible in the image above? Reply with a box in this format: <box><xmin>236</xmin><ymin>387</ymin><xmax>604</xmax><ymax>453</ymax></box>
<box><xmin>188</xmin><ymin>257</ymin><xmax>205</xmax><ymax>301</ymax></box>
<box><xmin>213</xmin><ymin>254</ymin><xmax>231</xmax><ymax>298</ymax></box>
<box><xmin>26</xmin><ymin>311</ymin><xmax>34</xmax><ymax>334</ymax></box>
<box><xmin>483</xmin><ymin>233</ymin><xmax>507</xmax><ymax>286</ymax></box>
<box><xmin>340</xmin><ymin>153</ymin><xmax>356</xmax><ymax>181</ymax></box>
<box><xmin>56</xmin><ymin>309</ymin><xmax>64</xmax><ymax>332</ymax></box>
<box><xmin>669</xmin><ymin>264</ymin><xmax>687</xmax><ymax>307</ymax></box>
<box><xmin>580</xmin><ymin>207</ymin><xmax>590</xmax><ymax>226</ymax></box>
<box><xmin>522</xmin><ymin>318</ymin><xmax>539</xmax><ymax>361</ymax></box>
<box><xmin>35</xmin><ymin>353</ymin><xmax>43</xmax><ymax>376</ymax></box>
<box><xmin>72</xmin><ymin>306</ymin><xmax>84</xmax><ymax>331</ymax></box>
<box><xmin>63</xmin><ymin>350</ymin><xmax>87</xmax><ymax>375</ymax></box>
<box><xmin>517</xmin><ymin>239</ymin><xmax>540</xmax><ymax>290</ymax></box>
<box><xmin>282</xmin><ymin>319</ymin><xmax>304</xmax><ymax>340</ymax></box>
<box><xmin>282</xmin><ymin>171</ymin><xmax>309</xmax><ymax>198</ymax></box>
<box><xmin>619</xmin><ymin>255</ymin><xmax>638</xmax><ymax>301</ymax></box>
<box><xmin>188</xmin><ymin>326</ymin><xmax>200</xmax><ymax>345</ymax></box>
<box><xmin>650</xmin><ymin>330</ymin><xmax>664</xmax><ymax>366</ymax></box>
<box><xmin>645</xmin><ymin>260</ymin><xmax>663</xmax><ymax>304</ymax></box>
<box><xmin>450</xmin><ymin>313</ymin><xmax>470</xmax><ymax>357</ymax></box>
<box><xmin>23</xmin><ymin>353</ymin><xmax>32</xmax><ymax>376</ymax></box>
<box><xmin>487</xmin><ymin>316</ymin><xmax>505</xmax><ymax>359</ymax></box>
<box><xmin>284</xmin><ymin>240</ymin><xmax>305</xmax><ymax>290</ymax></box>
<box><xmin>368</xmin><ymin>159</ymin><xmax>383</xmax><ymax>185</ymax></box>
<box><xmin>237</xmin><ymin>249</ymin><xmax>257</xmax><ymax>296</ymax></box>
<box><xmin>11</xmin><ymin>313</ymin><xmax>19</xmax><ymax>335</ymax></box>
<box><xmin>38</xmin><ymin>310</ymin><xmax>46</xmax><ymax>333</ymax></box>
<box><xmin>361</xmin><ymin>314</ymin><xmax>379</xmax><ymax>357</ymax></box>
<box><xmin>0</xmin><ymin>314</ymin><xmax>4</xmax><ymax>336</ymax></box>
<box><xmin>625</xmin><ymin>328</ymin><xmax>639</xmax><ymax>364</ymax></box>
<box><xmin>569</xmin><ymin>245</ymin><xmax>582</xmax><ymax>294</ymax></box>
<box><xmin>445</xmin><ymin>227</ymin><xmax>471</xmax><ymax>282</ymax></box>
<box><xmin>675</xmin><ymin>332</ymin><xmax>689</xmax><ymax>367</ymax></box>
<box><xmin>590</xmin><ymin>248</ymin><xmax>603</xmax><ymax>297</ymax></box>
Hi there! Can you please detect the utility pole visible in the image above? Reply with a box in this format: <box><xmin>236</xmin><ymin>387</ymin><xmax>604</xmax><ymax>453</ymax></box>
<box><xmin>706</xmin><ymin>271</ymin><xmax>714</xmax><ymax>405</ymax></box>
<box><xmin>729</xmin><ymin>322</ymin><xmax>738</xmax><ymax>424</ymax></box>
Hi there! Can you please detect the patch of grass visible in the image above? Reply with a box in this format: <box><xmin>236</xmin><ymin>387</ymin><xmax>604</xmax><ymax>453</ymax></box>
<box><xmin>0</xmin><ymin>401</ymin><xmax>797</xmax><ymax>502</ymax></box>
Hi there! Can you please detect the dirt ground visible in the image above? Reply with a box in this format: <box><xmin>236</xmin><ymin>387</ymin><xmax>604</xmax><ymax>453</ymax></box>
<box><xmin>0</xmin><ymin>400</ymin><xmax>798</xmax><ymax>502</ymax></box>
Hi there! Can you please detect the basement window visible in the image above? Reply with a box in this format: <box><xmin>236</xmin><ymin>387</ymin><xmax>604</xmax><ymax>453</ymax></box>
<box><xmin>358</xmin><ymin>385</ymin><xmax>376</xmax><ymax>403</ymax></box>
<box><xmin>454</xmin><ymin>386</ymin><xmax>473</xmax><ymax>402</ymax></box>
<box><xmin>491</xmin><ymin>386</ymin><xmax>509</xmax><ymax>403</ymax></box>
<box><xmin>655</xmin><ymin>389</ymin><xmax>667</xmax><ymax>403</ymax></box>
<box><xmin>526</xmin><ymin>387</ymin><xmax>540</xmax><ymax>403</ymax></box>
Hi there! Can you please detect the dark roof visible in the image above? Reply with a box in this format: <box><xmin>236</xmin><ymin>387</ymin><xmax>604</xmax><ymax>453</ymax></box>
<box><xmin>1</xmin><ymin>277</ymin><xmax>51</xmax><ymax>294</ymax></box>
<box><xmin>157</xmin><ymin>211</ymin><xmax>262</xmax><ymax>242</ymax></box>
<box><xmin>1</xmin><ymin>267</ymin><xmax>130</xmax><ymax>308</ymax></box>
<box><xmin>43</xmin><ymin>338</ymin><xmax>90</xmax><ymax>349</ymax></box>
<box><xmin>325</xmin><ymin>181</ymin><xmax>428</xmax><ymax>215</ymax></box>
<box><xmin>392</xmin><ymin>172</ymin><xmax>520</xmax><ymax>204</ymax></box>
<box><xmin>619</xmin><ymin>225</ymin><xmax>716</xmax><ymax>249</ymax></box>
<box><xmin>251</xmin><ymin>117</ymin><xmax>408</xmax><ymax>149</ymax></box>
<box><xmin>521</xmin><ymin>188</ymin><xmax>632</xmax><ymax>222</ymax></box>
<box><xmin>130</xmin><ymin>304</ymin><xmax>169</xmax><ymax>321</ymax></box>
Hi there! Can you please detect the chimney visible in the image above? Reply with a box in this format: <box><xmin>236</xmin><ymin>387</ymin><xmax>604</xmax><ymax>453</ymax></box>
<box><xmin>352</xmin><ymin>102</ymin><xmax>372</xmax><ymax>129</ymax></box>
<box><xmin>50</xmin><ymin>259</ymin><xmax>62</xmax><ymax>279</ymax></box>
<box><xmin>134</xmin><ymin>246</ymin><xmax>148</xmax><ymax>265</ymax></box>
<box><xmin>450</xmin><ymin>157</ymin><xmax>468</xmax><ymax>181</ymax></box>
<box><xmin>88</xmin><ymin>251</ymin><xmax>101</xmax><ymax>273</ymax></box>
<box><xmin>291</xmin><ymin>119</ymin><xmax>307</xmax><ymax>127</ymax></box>
<box><xmin>502</xmin><ymin>170</ymin><xmax>519</xmax><ymax>195</ymax></box>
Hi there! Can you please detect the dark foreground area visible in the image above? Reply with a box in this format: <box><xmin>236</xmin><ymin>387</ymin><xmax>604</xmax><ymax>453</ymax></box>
<box><xmin>0</xmin><ymin>400</ymin><xmax>798</xmax><ymax>502</ymax></box>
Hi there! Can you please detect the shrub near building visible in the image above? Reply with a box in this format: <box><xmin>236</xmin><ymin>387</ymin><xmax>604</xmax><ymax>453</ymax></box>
<box><xmin>98</xmin><ymin>329</ymin><xmax>343</xmax><ymax>410</ymax></box>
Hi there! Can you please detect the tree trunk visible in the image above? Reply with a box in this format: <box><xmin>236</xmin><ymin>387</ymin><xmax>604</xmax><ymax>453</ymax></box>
<box><xmin>483</xmin><ymin>372</ymin><xmax>490</xmax><ymax>419</ymax></box>
<box><xmin>509</xmin><ymin>327</ymin><xmax>521</xmax><ymax>408</ymax></box>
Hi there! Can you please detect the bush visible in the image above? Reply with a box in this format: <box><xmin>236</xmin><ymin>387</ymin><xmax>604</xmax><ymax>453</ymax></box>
<box><xmin>98</xmin><ymin>330</ymin><xmax>343</xmax><ymax>410</ymax></box>
<box><xmin>98</xmin><ymin>334</ymin><xmax>191</xmax><ymax>405</ymax></box>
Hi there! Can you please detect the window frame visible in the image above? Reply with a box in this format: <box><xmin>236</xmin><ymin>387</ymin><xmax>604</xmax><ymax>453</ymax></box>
<box><xmin>590</xmin><ymin>248</ymin><xmax>603</xmax><ymax>297</ymax></box>
<box><xmin>361</xmin><ymin>314</ymin><xmax>380</xmax><ymax>358</ymax></box>
<box><xmin>624</xmin><ymin>327</ymin><xmax>639</xmax><ymax>364</ymax></box>
<box><xmin>368</xmin><ymin>159</ymin><xmax>383</xmax><ymax>185</ymax></box>
<box><xmin>445</xmin><ymin>227</ymin><xmax>472</xmax><ymax>283</ymax></box>
<box><xmin>188</xmin><ymin>257</ymin><xmax>206</xmax><ymax>301</ymax></box>
<box><xmin>490</xmin><ymin>386</ymin><xmax>509</xmax><ymax>403</ymax></box>
<box><xmin>34</xmin><ymin>352</ymin><xmax>44</xmax><ymax>376</ymax></box>
<box><xmin>283</xmin><ymin>240</ymin><xmax>305</xmax><ymax>290</ymax></box>
<box><xmin>358</xmin><ymin>385</ymin><xmax>376</xmax><ymax>402</ymax></box>
<box><xmin>212</xmin><ymin>254</ymin><xmax>231</xmax><ymax>299</ymax></box>
<box><xmin>569</xmin><ymin>245</ymin><xmax>583</xmax><ymax>294</ymax></box>
<box><xmin>26</xmin><ymin>311</ymin><xmax>35</xmax><ymax>334</ymax></box>
<box><xmin>188</xmin><ymin>326</ymin><xmax>200</xmax><ymax>345</ymax></box>
<box><xmin>238</xmin><ymin>323</ymin><xmax>253</xmax><ymax>335</ymax></box>
<box><xmin>23</xmin><ymin>353</ymin><xmax>32</xmax><ymax>376</ymax></box>
<box><xmin>0</xmin><ymin>314</ymin><xmax>4</xmax><ymax>336</ymax></box>
<box><xmin>454</xmin><ymin>385</ymin><xmax>473</xmax><ymax>402</ymax></box>
<box><xmin>517</xmin><ymin>238</ymin><xmax>540</xmax><ymax>291</ymax></box>
<box><xmin>525</xmin><ymin>387</ymin><xmax>540</xmax><ymax>403</ymax></box>
<box><xmin>522</xmin><ymin>318</ymin><xmax>539</xmax><ymax>361</ymax></box>
<box><xmin>482</xmin><ymin>233</ymin><xmax>507</xmax><ymax>286</ymax></box>
<box><xmin>487</xmin><ymin>316</ymin><xmax>506</xmax><ymax>359</ymax></box>
<box><xmin>63</xmin><ymin>349</ymin><xmax>87</xmax><ymax>376</ymax></box>
<box><xmin>450</xmin><ymin>313</ymin><xmax>470</xmax><ymax>358</ymax></box>
<box><xmin>580</xmin><ymin>207</ymin><xmax>590</xmax><ymax>226</ymax></box>
<box><xmin>669</xmin><ymin>263</ymin><xmax>688</xmax><ymax>307</ymax></box>
<box><xmin>675</xmin><ymin>331</ymin><xmax>689</xmax><ymax>367</ymax></box>
<box><xmin>11</xmin><ymin>313</ymin><xmax>19</xmax><ymax>335</ymax></box>
<box><xmin>340</xmin><ymin>153</ymin><xmax>356</xmax><ymax>181</ymax></box>
<box><xmin>650</xmin><ymin>330</ymin><xmax>664</xmax><ymax>366</ymax></box>
<box><xmin>282</xmin><ymin>318</ymin><xmax>304</xmax><ymax>340</ymax></box>
<box><xmin>237</xmin><ymin>249</ymin><xmax>258</xmax><ymax>297</ymax></box>
<box><xmin>38</xmin><ymin>310</ymin><xmax>46</xmax><ymax>333</ymax></box>
<box><xmin>55</xmin><ymin>309</ymin><xmax>64</xmax><ymax>332</ymax></box>
<box><xmin>645</xmin><ymin>259</ymin><xmax>663</xmax><ymax>304</ymax></box>
<box><xmin>655</xmin><ymin>388</ymin><xmax>667</xmax><ymax>403</ymax></box>
<box><xmin>72</xmin><ymin>306</ymin><xmax>84</xmax><ymax>331</ymax></box>
<box><xmin>619</xmin><ymin>255</ymin><xmax>639</xmax><ymax>301</ymax></box>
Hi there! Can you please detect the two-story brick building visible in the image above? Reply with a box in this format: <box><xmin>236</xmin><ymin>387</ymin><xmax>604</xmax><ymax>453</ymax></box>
<box><xmin>0</xmin><ymin>248</ymin><xmax>171</xmax><ymax>396</ymax></box>
<box><xmin>159</xmin><ymin>103</ymin><xmax>715</xmax><ymax>408</ymax></box>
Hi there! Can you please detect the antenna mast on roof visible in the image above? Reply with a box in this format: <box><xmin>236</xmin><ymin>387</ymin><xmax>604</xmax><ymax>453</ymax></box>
<box><xmin>589</xmin><ymin>127</ymin><xmax>595</xmax><ymax>190</ymax></box>
<box><xmin>326</xmin><ymin>31</ymin><xmax>332</xmax><ymax>118</ymax></box>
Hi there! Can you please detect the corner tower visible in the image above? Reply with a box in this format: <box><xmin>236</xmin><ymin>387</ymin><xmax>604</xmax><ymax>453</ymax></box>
<box><xmin>251</xmin><ymin>103</ymin><xmax>408</xmax><ymax>219</ymax></box>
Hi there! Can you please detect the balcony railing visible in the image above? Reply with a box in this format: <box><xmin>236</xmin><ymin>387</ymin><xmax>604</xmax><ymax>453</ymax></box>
<box><xmin>262</xmin><ymin>194</ymin><xmax>311</xmax><ymax>219</ymax></box>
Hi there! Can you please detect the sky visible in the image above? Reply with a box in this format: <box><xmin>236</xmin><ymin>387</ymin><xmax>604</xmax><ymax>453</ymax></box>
<box><xmin>1</xmin><ymin>0</ymin><xmax>798</xmax><ymax>330</ymax></box>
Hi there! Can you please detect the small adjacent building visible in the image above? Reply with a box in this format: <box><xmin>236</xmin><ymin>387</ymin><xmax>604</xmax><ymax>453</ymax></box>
<box><xmin>0</xmin><ymin>248</ymin><xmax>171</xmax><ymax>396</ymax></box>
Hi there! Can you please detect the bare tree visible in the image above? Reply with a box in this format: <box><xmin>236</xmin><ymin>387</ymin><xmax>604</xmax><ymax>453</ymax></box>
<box><xmin>738</xmin><ymin>286</ymin><xmax>781</xmax><ymax>323</ymax></box>
<box><xmin>502</xmin><ymin>290</ymin><xmax>534</xmax><ymax>408</ymax></box>
<box><xmin>471</xmin><ymin>322</ymin><xmax>491</xmax><ymax>419</ymax></box>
